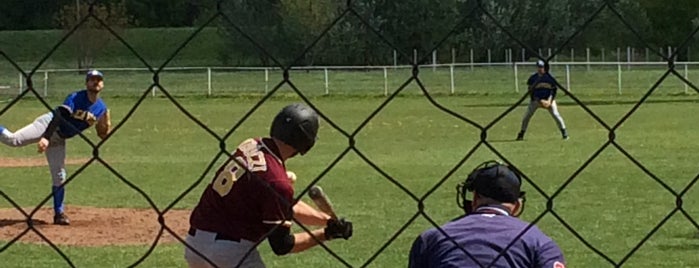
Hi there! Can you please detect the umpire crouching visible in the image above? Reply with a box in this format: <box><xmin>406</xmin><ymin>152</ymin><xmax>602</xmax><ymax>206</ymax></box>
<box><xmin>409</xmin><ymin>161</ymin><xmax>566</xmax><ymax>268</ymax></box>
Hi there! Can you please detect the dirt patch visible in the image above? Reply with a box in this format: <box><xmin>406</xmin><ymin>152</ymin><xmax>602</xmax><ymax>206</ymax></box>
<box><xmin>0</xmin><ymin>157</ymin><xmax>92</xmax><ymax>168</ymax></box>
<box><xmin>0</xmin><ymin>206</ymin><xmax>191</xmax><ymax>246</ymax></box>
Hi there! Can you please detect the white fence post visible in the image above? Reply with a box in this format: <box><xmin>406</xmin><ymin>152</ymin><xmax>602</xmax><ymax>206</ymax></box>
<box><xmin>413</xmin><ymin>49</ymin><xmax>417</xmax><ymax>64</ymax></box>
<box><xmin>207</xmin><ymin>67</ymin><xmax>212</xmax><ymax>96</ymax></box>
<box><xmin>265</xmin><ymin>68</ymin><xmax>269</xmax><ymax>94</ymax></box>
<box><xmin>548</xmin><ymin>48</ymin><xmax>552</xmax><ymax>58</ymax></box>
<box><xmin>667</xmin><ymin>46</ymin><xmax>672</xmax><ymax>61</ymax></box>
<box><xmin>450</xmin><ymin>64</ymin><xmax>455</xmax><ymax>94</ymax></box>
<box><xmin>586</xmin><ymin>48</ymin><xmax>590</xmax><ymax>71</ymax></box>
<box><xmin>470</xmin><ymin>48</ymin><xmax>474</xmax><ymax>71</ymax></box>
<box><xmin>383</xmin><ymin>67</ymin><xmax>388</xmax><ymax>96</ymax></box>
<box><xmin>617</xmin><ymin>63</ymin><xmax>622</xmax><ymax>95</ymax></box>
<box><xmin>566</xmin><ymin>64</ymin><xmax>571</xmax><ymax>92</ymax></box>
<box><xmin>570</xmin><ymin>48</ymin><xmax>574</xmax><ymax>61</ymax></box>
<box><xmin>487</xmin><ymin>49</ymin><xmax>491</xmax><ymax>63</ymax></box>
<box><xmin>432</xmin><ymin>50</ymin><xmax>437</xmax><ymax>72</ymax></box>
<box><xmin>602</xmin><ymin>48</ymin><xmax>605</xmax><ymax>62</ymax></box>
<box><xmin>513</xmin><ymin>63</ymin><xmax>519</xmax><ymax>93</ymax></box>
<box><xmin>626</xmin><ymin>46</ymin><xmax>631</xmax><ymax>70</ymax></box>
<box><xmin>324</xmin><ymin>68</ymin><xmax>329</xmax><ymax>95</ymax></box>
<box><xmin>393</xmin><ymin>49</ymin><xmax>397</xmax><ymax>66</ymax></box>
<box><xmin>44</xmin><ymin>71</ymin><xmax>48</xmax><ymax>97</ymax></box>
<box><xmin>521</xmin><ymin>48</ymin><xmax>525</xmax><ymax>62</ymax></box>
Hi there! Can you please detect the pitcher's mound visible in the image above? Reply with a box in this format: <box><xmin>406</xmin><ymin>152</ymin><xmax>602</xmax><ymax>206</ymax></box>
<box><xmin>0</xmin><ymin>206</ymin><xmax>191</xmax><ymax>246</ymax></box>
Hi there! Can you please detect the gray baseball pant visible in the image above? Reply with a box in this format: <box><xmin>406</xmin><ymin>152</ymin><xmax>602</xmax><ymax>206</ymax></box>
<box><xmin>184</xmin><ymin>229</ymin><xmax>266</xmax><ymax>268</ymax></box>
<box><xmin>520</xmin><ymin>99</ymin><xmax>566</xmax><ymax>132</ymax></box>
<box><xmin>0</xmin><ymin>112</ymin><xmax>67</xmax><ymax>214</ymax></box>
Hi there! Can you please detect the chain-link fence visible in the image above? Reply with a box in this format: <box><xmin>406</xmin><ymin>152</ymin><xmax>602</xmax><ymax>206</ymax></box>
<box><xmin>1</xmin><ymin>0</ymin><xmax>699</xmax><ymax>267</ymax></box>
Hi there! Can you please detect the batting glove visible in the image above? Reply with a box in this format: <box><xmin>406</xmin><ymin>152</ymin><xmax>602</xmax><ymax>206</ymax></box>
<box><xmin>324</xmin><ymin>218</ymin><xmax>353</xmax><ymax>240</ymax></box>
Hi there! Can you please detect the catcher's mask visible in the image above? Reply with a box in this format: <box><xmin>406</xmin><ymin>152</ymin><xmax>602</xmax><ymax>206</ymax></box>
<box><xmin>456</xmin><ymin>160</ymin><xmax>526</xmax><ymax>217</ymax></box>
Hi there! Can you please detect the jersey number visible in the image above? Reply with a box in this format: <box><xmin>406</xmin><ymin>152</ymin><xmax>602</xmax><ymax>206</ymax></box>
<box><xmin>212</xmin><ymin>139</ymin><xmax>267</xmax><ymax>197</ymax></box>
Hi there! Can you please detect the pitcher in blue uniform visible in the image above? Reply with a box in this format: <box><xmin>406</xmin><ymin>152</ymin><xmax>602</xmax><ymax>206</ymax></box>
<box><xmin>0</xmin><ymin>70</ymin><xmax>112</xmax><ymax>225</ymax></box>
<box><xmin>517</xmin><ymin>60</ymin><xmax>568</xmax><ymax>140</ymax></box>
<box><xmin>409</xmin><ymin>161</ymin><xmax>566</xmax><ymax>268</ymax></box>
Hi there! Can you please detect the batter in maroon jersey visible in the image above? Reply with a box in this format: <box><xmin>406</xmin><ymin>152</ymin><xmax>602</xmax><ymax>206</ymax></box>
<box><xmin>184</xmin><ymin>103</ymin><xmax>353</xmax><ymax>268</ymax></box>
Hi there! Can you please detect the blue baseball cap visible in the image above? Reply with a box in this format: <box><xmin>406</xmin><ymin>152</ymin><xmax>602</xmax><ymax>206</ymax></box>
<box><xmin>86</xmin><ymin>70</ymin><xmax>104</xmax><ymax>81</ymax></box>
<box><xmin>536</xmin><ymin>60</ymin><xmax>546</xmax><ymax>68</ymax></box>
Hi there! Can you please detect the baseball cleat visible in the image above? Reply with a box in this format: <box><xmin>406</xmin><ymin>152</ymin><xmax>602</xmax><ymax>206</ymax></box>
<box><xmin>516</xmin><ymin>131</ymin><xmax>524</xmax><ymax>141</ymax></box>
<box><xmin>53</xmin><ymin>213</ymin><xmax>70</xmax><ymax>225</ymax></box>
<box><xmin>0</xmin><ymin>125</ymin><xmax>5</xmax><ymax>133</ymax></box>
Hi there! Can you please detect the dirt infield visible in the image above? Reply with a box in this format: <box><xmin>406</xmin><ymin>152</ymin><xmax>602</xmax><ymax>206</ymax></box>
<box><xmin>0</xmin><ymin>157</ymin><xmax>92</xmax><ymax>168</ymax></box>
<box><xmin>0</xmin><ymin>206</ymin><xmax>191</xmax><ymax>246</ymax></box>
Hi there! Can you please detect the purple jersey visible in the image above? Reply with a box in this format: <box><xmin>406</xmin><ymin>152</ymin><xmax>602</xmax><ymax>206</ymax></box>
<box><xmin>58</xmin><ymin>90</ymin><xmax>108</xmax><ymax>138</ymax></box>
<box><xmin>189</xmin><ymin>138</ymin><xmax>294</xmax><ymax>242</ymax></box>
<box><xmin>527</xmin><ymin>73</ymin><xmax>559</xmax><ymax>101</ymax></box>
<box><xmin>409</xmin><ymin>207</ymin><xmax>565</xmax><ymax>268</ymax></box>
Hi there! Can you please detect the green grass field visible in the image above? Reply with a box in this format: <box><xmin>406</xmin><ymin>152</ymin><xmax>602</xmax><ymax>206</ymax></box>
<box><xmin>2</xmin><ymin>27</ymin><xmax>699</xmax><ymax>268</ymax></box>
<box><xmin>1</xmin><ymin>85</ymin><xmax>699</xmax><ymax>267</ymax></box>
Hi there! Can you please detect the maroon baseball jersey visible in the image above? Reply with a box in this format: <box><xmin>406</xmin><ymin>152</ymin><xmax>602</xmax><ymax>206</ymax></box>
<box><xmin>189</xmin><ymin>137</ymin><xmax>294</xmax><ymax>242</ymax></box>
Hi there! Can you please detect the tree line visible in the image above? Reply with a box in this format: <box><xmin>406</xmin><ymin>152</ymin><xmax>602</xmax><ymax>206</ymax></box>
<box><xmin>2</xmin><ymin>0</ymin><xmax>698</xmax><ymax>66</ymax></box>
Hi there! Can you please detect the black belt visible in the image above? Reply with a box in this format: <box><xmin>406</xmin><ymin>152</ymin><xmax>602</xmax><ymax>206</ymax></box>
<box><xmin>188</xmin><ymin>227</ymin><xmax>240</xmax><ymax>242</ymax></box>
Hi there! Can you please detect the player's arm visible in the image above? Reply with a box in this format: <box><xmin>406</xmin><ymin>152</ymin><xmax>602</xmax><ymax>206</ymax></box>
<box><xmin>408</xmin><ymin>235</ymin><xmax>428</xmax><ymax>268</ymax></box>
<box><xmin>293</xmin><ymin>200</ymin><xmax>331</xmax><ymax>226</ymax></box>
<box><xmin>268</xmin><ymin>219</ymin><xmax>352</xmax><ymax>255</ymax></box>
<box><xmin>535</xmin><ymin>239</ymin><xmax>566</xmax><ymax>268</ymax></box>
<box><xmin>96</xmin><ymin>109</ymin><xmax>111</xmax><ymax>140</ymax></box>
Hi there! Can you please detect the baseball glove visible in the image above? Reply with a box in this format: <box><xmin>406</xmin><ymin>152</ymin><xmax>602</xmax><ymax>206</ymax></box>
<box><xmin>96</xmin><ymin>109</ymin><xmax>111</xmax><ymax>139</ymax></box>
<box><xmin>538</xmin><ymin>99</ymin><xmax>552</xmax><ymax>109</ymax></box>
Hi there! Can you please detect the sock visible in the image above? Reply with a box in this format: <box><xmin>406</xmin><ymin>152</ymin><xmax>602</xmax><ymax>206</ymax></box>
<box><xmin>52</xmin><ymin>186</ymin><xmax>65</xmax><ymax>214</ymax></box>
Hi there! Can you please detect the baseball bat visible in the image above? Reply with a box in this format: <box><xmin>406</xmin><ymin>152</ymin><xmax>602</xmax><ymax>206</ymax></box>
<box><xmin>308</xmin><ymin>185</ymin><xmax>338</xmax><ymax>220</ymax></box>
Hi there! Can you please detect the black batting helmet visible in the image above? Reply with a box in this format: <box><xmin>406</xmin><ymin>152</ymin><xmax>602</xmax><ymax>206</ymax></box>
<box><xmin>270</xmin><ymin>103</ymin><xmax>319</xmax><ymax>155</ymax></box>
<box><xmin>456</xmin><ymin>160</ymin><xmax>526</xmax><ymax>216</ymax></box>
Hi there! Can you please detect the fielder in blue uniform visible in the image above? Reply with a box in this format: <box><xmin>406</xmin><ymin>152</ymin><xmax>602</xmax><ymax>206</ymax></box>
<box><xmin>0</xmin><ymin>70</ymin><xmax>112</xmax><ymax>225</ymax></box>
<box><xmin>409</xmin><ymin>161</ymin><xmax>566</xmax><ymax>268</ymax></box>
<box><xmin>517</xmin><ymin>60</ymin><xmax>568</xmax><ymax>140</ymax></box>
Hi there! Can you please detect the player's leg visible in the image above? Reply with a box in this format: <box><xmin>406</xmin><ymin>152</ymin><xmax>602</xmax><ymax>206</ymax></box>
<box><xmin>547</xmin><ymin>100</ymin><xmax>568</xmax><ymax>139</ymax></box>
<box><xmin>0</xmin><ymin>112</ymin><xmax>53</xmax><ymax>147</ymax></box>
<box><xmin>185</xmin><ymin>230</ymin><xmax>265</xmax><ymax>268</ymax></box>
<box><xmin>45</xmin><ymin>134</ymin><xmax>69</xmax><ymax>225</ymax></box>
<box><xmin>517</xmin><ymin>100</ymin><xmax>539</xmax><ymax>140</ymax></box>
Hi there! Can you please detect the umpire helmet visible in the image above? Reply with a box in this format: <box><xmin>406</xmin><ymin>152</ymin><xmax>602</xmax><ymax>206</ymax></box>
<box><xmin>456</xmin><ymin>160</ymin><xmax>526</xmax><ymax>216</ymax></box>
<box><xmin>270</xmin><ymin>103</ymin><xmax>319</xmax><ymax>155</ymax></box>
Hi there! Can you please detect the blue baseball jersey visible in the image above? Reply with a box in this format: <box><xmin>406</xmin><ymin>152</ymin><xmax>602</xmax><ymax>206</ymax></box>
<box><xmin>58</xmin><ymin>90</ymin><xmax>108</xmax><ymax>138</ymax></box>
<box><xmin>527</xmin><ymin>73</ymin><xmax>559</xmax><ymax>100</ymax></box>
<box><xmin>409</xmin><ymin>208</ymin><xmax>565</xmax><ymax>268</ymax></box>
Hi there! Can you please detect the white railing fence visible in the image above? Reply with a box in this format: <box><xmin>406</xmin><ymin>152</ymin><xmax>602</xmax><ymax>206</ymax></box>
<box><xmin>9</xmin><ymin>61</ymin><xmax>699</xmax><ymax>97</ymax></box>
